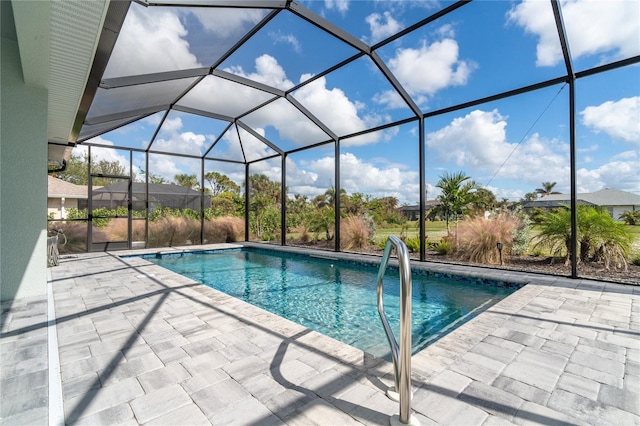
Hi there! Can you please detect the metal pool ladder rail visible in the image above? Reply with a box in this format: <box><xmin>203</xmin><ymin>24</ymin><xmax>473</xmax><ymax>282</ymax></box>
<box><xmin>377</xmin><ymin>235</ymin><xmax>419</xmax><ymax>426</ymax></box>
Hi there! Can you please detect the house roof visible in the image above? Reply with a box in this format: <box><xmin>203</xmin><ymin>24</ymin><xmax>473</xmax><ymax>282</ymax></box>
<box><xmin>400</xmin><ymin>201</ymin><xmax>441</xmax><ymax>211</ymax></box>
<box><xmin>538</xmin><ymin>188</ymin><xmax>640</xmax><ymax>207</ymax></box>
<box><xmin>47</xmin><ymin>176</ymin><xmax>88</xmax><ymax>199</ymax></box>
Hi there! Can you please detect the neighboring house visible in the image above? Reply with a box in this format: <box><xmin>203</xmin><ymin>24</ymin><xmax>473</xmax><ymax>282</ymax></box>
<box><xmin>47</xmin><ymin>176</ymin><xmax>88</xmax><ymax>219</ymax></box>
<box><xmin>524</xmin><ymin>188</ymin><xmax>640</xmax><ymax>220</ymax></box>
<box><xmin>400</xmin><ymin>201</ymin><xmax>441</xmax><ymax>221</ymax></box>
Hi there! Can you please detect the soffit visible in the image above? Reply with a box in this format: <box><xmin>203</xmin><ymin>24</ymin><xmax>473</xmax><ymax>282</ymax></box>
<box><xmin>47</xmin><ymin>1</ymin><xmax>109</xmax><ymax>145</ymax></box>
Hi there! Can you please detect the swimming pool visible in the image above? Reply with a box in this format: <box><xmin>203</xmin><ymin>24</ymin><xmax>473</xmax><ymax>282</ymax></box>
<box><xmin>146</xmin><ymin>248</ymin><xmax>522</xmax><ymax>358</ymax></box>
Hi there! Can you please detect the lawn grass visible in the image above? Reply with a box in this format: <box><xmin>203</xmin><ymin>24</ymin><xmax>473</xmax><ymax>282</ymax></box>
<box><xmin>375</xmin><ymin>220</ymin><xmax>449</xmax><ymax>244</ymax></box>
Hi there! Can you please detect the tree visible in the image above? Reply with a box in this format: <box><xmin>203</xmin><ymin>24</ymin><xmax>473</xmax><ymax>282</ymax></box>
<box><xmin>522</xmin><ymin>192</ymin><xmax>538</xmax><ymax>202</ymax></box>
<box><xmin>57</xmin><ymin>153</ymin><xmax>132</xmax><ymax>186</ymax></box>
<box><xmin>367</xmin><ymin>196</ymin><xmax>403</xmax><ymax>225</ymax></box>
<box><xmin>209</xmin><ymin>191</ymin><xmax>244</xmax><ymax>217</ymax></box>
<box><xmin>139</xmin><ymin>169</ymin><xmax>166</xmax><ymax>184</ymax></box>
<box><xmin>433</xmin><ymin>171</ymin><xmax>478</xmax><ymax>234</ymax></box>
<box><xmin>343</xmin><ymin>192</ymin><xmax>366</xmax><ymax>216</ymax></box>
<box><xmin>248</xmin><ymin>174</ymin><xmax>281</xmax><ymax>204</ymax></box>
<box><xmin>204</xmin><ymin>171</ymin><xmax>240</xmax><ymax>196</ymax></box>
<box><xmin>536</xmin><ymin>181</ymin><xmax>560</xmax><ymax>197</ymax></box>
<box><xmin>469</xmin><ymin>188</ymin><xmax>497</xmax><ymax>216</ymax></box>
<box><xmin>247</xmin><ymin>174</ymin><xmax>281</xmax><ymax>240</ymax></box>
<box><xmin>174</xmin><ymin>174</ymin><xmax>199</xmax><ymax>190</ymax></box>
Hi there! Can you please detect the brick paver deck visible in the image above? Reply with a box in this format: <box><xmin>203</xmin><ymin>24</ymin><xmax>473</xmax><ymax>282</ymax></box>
<box><xmin>2</xmin><ymin>244</ymin><xmax>638</xmax><ymax>425</ymax></box>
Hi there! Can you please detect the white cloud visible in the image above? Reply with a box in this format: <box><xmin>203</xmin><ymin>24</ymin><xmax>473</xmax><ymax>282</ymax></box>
<box><xmin>211</xmin><ymin>125</ymin><xmax>275</xmax><ymax>164</ymax></box>
<box><xmin>426</xmin><ymin>110</ymin><xmax>509</xmax><ymax>168</ymax></box>
<box><xmin>152</xmin><ymin>116</ymin><xmax>208</xmax><ymax>157</ymax></box>
<box><xmin>160</xmin><ymin>117</ymin><xmax>183</xmax><ymax>134</ymax></box>
<box><xmin>269</xmin><ymin>31</ymin><xmax>302</xmax><ymax>53</ymax></box>
<box><xmin>178</xmin><ymin>74</ymin><xmax>276</xmax><ymax>118</ymax></box>
<box><xmin>301</xmin><ymin>153</ymin><xmax>419</xmax><ymax>204</ymax></box>
<box><xmin>141</xmin><ymin>112</ymin><xmax>164</xmax><ymax>127</ymax></box>
<box><xmin>365</xmin><ymin>12</ymin><xmax>403</xmax><ymax>44</ymax></box>
<box><xmin>577</xmin><ymin>144</ymin><xmax>599</xmax><ymax>153</ymax></box>
<box><xmin>325</xmin><ymin>0</ymin><xmax>349</xmax><ymax>14</ymax></box>
<box><xmin>507</xmin><ymin>0</ymin><xmax>640</xmax><ymax>67</ymax></box>
<box><xmin>426</xmin><ymin>109</ymin><xmax>569</xmax><ymax>186</ymax></box>
<box><xmin>285</xmin><ymin>158</ymin><xmax>326</xmax><ymax>198</ymax></box>
<box><xmin>380</xmin><ymin>36</ymin><xmax>474</xmax><ymax>108</ymax></box>
<box><xmin>612</xmin><ymin>150</ymin><xmax>639</xmax><ymax>161</ymax></box>
<box><xmin>373</xmin><ymin>90</ymin><xmax>407</xmax><ymax>109</ymax></box>
<box><xmin>77</xmin><ymin>137</ymin><xmax>140</xmax><ymax>177</ymax></box>
<box><xmin>242</xmin><ymin>98</ymin><xmax>330</xmax><ymax>147</ymax></box>
<box><xmin>425</xmin><ymin>108</ymin><xmax>639</xmax><ymax>197</ymax></box>
<box><xmin>581</xmin><ymin>96</ymin><xmax>640</xmax><ymax>143</ymax></box>
<box><xmin>188</xmin><ymin>8</ymin><xmax>266</xmax><ymax>38</ymax></box>
<box><xmin>294</xmin><ymin>74</ymin><xmax>379</xmax><ymax>143</ymax></box>
<box><xmin>577</xmin><ymin>154</ymin><xmax>639</xmax><ymax>193</ymax></box>
<box><xmin>104</xmin><ymin>6</ymin><xmax>200</xmax><ymax>78</ymax></box>
<box><xmin>148</xmin><ymin>154</ymin><xmax>184</xmax><ymax>182</ymax></box>
<box><xmin>247</xmin><ymin>157</ymin><xmax>282</xmax><ymax>184</ymax></box>
<box><xmin>225</xmin><ymin>54</ymin><xmax>295</xmax><ymax>91</ymax></box>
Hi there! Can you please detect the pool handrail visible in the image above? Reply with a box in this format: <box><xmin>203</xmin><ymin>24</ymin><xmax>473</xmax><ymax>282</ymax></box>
<box><xmin>377</xmin><ymin>235</ymin><xmax>418</xmax><ymax>425</ymax></box>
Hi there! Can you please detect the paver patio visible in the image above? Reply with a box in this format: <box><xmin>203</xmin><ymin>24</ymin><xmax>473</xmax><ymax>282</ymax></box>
<box><xmin>1</xmin><ymin>244</ymin><xmax>639</xmax><ymax>425</ymax></box>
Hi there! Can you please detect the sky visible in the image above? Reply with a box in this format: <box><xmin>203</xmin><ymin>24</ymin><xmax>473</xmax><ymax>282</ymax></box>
<box><xmin>79</xmin><ymin>0</ymin><xmax>640</xmax><ymax>205</ymax></box>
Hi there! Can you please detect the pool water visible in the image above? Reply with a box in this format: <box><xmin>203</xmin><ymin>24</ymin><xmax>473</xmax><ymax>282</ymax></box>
<box><xmin>147</xmin><ymin>249</ymin><xmax>521</xmax><ymax>358</ymax></box>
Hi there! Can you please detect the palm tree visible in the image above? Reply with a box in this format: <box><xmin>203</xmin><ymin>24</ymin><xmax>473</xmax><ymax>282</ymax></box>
<box><xmin>535</xmin><ymin>181</ymin><xmax>560</xmax><ymax>197</ymax></box>
<box><xmin>434</xmin><ymin>171</ymin><xmax>478</xmax><ymax>235</ymax></box>
<box><xmin>310</xmin><ymin>186</ymin><xmax>344</xmax><ymax>240</ymax></box>
<box><xmin>534</xmin><ymin>205</ymin><xmax>631</xmax><ymax>269</ymax></box>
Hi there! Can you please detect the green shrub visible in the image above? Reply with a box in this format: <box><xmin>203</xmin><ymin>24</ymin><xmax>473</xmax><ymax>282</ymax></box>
<box><xmin>404</xmin><ymin>237</ymin><xmax>421</xmax><ymax>253</ymax></box>
<box><xmin>434</xmin><ymin>239</ymin><xmax>454</xmax><ymax>255</ymax></box>
<box><xmin>620</xmin><ymin>210</ymin><xmax>640</xmax><ymax>225</ymax></box>
<box><xmin>528</xmin><ymin>207</ymin><xmax>547</xmax><ymax>224</ymax></box>
<box><xmin>149</xmin><ymin>207</ymin><xmax>199</xmax><ymax>221</ymax></box>
<box><xmin>66</xmin><ymin>207</ymin><xmax>87</xmax><ymax>220</ymax></box>
<box><xmin>249</xmin><ymin>205</ymin><xmax>280</xmax><ymax>241</ymax></box>
<box><xmin>510</xmin><ymin>208</ymin><xmax>532</xmax><ymax>255</ymax></box>
<box><xmin>631</xmin><ymin>254</ymin><xmax>640</xmax><ymax>267</ymax></box>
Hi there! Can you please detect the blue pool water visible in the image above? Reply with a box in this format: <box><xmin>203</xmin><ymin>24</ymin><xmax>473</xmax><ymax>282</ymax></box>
<box><xmin>146</xmin><ymin>248</ymin><xmax>521</xmax><ymax>358</ymax></box>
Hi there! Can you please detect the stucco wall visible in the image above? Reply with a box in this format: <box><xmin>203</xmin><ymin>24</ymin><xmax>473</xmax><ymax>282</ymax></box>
<box><xmin>1</xmin><ymin>36</ymin><xmax>48</xmax><ymax>301</ymax></box>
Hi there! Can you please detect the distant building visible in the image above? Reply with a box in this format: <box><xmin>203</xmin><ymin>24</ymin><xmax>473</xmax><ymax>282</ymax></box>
<box><xmin>47</xmin><ymin>176</ymin><xmax>88</xmax><ymax>219</ymax></box>
<box><xmin>93</xmin><ymin>182</ymin><xmax>211</xmax><ymax>211</ymax></box>
<box><xmin>523</xmin><ymin>188</ymin><xmax>640</xmax><ymax>220</ymax></box>
<box><xmin>400</xmin><ymin>200</ymin><xmax>441</xmax><ymax>221</ymax></box>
